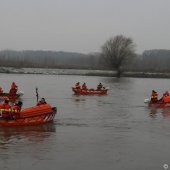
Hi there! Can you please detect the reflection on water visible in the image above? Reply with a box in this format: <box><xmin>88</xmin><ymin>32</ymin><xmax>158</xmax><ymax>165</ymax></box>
<box><xmin>149</xmin><ymin>108</ymin><xmax>158</xmax><ymax>118</ymax></box>
<box><xmin>0</xmin><ymin>123</ymin><xmax>56</xmax><ymax>149</ymax></box>
<box><xmin>72</xmin><ymin>95</ymin><xmax>86</xmax><ymax>102</ymax></box>
<box><xmin>0</xmin><ymin>122</ymin><xmax>57</xmax><ymax>170</ymax></box>
<box><xmin>147</xmin><ymin>106</ymin><xmax>170</xmax><ymax>119</ymax></box>
<box><xmin>161</xmin><ymin>108</ymin><xmax>170</xmax><ymax>118</ymax></box>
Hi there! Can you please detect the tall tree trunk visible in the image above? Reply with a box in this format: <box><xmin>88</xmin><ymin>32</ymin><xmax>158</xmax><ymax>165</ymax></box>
<box><xmin>116</xmin><ymin>68</ymin><xmax>122</xmax><ymax>78</ymax></box>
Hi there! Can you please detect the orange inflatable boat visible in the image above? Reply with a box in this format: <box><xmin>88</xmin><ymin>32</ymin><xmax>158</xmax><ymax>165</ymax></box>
<box><xmin>147</xmin><ymin>96</ymin><xmax>170</xmax><ymax>108</ymax></box>
<box><xmin>0</xmin><ymin>104</ymin><xmax>57</xmax><ymax>127</ymax></box>
<box><xmin>72</xmin><ymin>87</ymin><xmax>108</xmax><ymax>95</ymax></box>
<box><xmin>0</xmin><ymin>92</ymin><xmax>24</xmax><ymax>102</ymax></box>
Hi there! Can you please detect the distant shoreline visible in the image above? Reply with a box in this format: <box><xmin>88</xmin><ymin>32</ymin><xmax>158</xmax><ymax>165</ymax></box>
<box><xmin>0</xmin><ymin>67</ymin><xmax>170</xmax><ymax>78</ymax></box>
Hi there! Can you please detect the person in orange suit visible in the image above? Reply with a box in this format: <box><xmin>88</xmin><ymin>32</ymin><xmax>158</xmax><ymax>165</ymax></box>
<box><xmin>75</xmin><ymin>82</ymin><xmax>81</xmax><ymax>90</ymax></box>
<box><xmin>82</xmin><ymin>82</ymin><xmax>87</xmax><ymax>90</ymax></box>
<box><xmin>9</xmin><ymin>82</ymin><xmax>18</xmax><ymax>95</ymax></box>
<box><xmin>97</xmin><ymin>83</ymin><xmax>103</xmax><ymax>90</ymax></box>
<box><xmin>163</xmin><ymin>91</ymin><xmax>169</xmax><ymax>97</ymax></box>
<box><xmin>150</xmin><ymin>90</ymin><xmax>158</xmax><ymax>103</ymax></box>
<box><xmin>37</xmin><ymin>98</ymin><xmax>47</xmax><ymax>106</ymax></box>
<box><xmin>0</xmin><ymin>99</ymin><xmax>11</xmax><ymax>119</ymax></box>
<box><xmin>12</xmin><ymin>101</ymin><xmax>23</xmax><ymax>119</ymax></box>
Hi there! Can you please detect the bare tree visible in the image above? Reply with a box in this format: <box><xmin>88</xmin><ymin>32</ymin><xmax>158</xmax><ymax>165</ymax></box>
<box><xmin>101</xmin><ymin>35</ymin><xmax>136</xmax><ymax>77</ymax></box>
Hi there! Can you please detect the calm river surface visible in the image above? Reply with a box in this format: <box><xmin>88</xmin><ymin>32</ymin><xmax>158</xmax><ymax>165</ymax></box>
<box><xmin>0</xmin><ymin>73</ymin><xmax>170</xmax><ymax>170</ymax></box>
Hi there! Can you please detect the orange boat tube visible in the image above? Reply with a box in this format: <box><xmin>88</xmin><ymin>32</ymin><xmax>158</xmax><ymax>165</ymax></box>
<box><xmin>0</xmin><ymin>104</ymin><xmax>57</xmax><ymax>127</ymax></box>
<box><xmin>72</xmin><ymin>87</ymin><xmax>108</xmax><ymax>95</ymax></box>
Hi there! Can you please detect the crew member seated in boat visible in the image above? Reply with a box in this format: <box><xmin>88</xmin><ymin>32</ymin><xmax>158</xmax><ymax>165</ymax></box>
<box><xmin>13</xmin><ymin>101</ymin><xmax>22</xmax><ymax>112</ymax></box>
<box><xmin>75</xmin><ymin>82</ymin><xmax>81</xmax><ymax>90</ymax></box>
<box><xmin>151</xmin><ymin>90</ymin><xmax>158</xmax><ymax>103</ymax></box>
<box><xmin>12</xmin><ymin>101</ymin><xmax>23</xmax><ymax>119</ymax></box>
<box><xmin>0</xmin><ymin>99</ymin><xmax>11</xmax><ymax>119</ymax></box>
<box><xmin>9</xmin><ymin>82</ymin><xmax>18</xmax><ymax>96</ymax></box>
<box><xmin>0</xmin><ymin>87</ymin><xmax>3</xmax><ymax>94</ymax></box>
<box><xmin>163</xmin><ymin>91</ymin><xmax>169</xmax><ymax>97</ymax></box>
<box><xmin>82</xmin><ymin>82</ymin><xmax>87</xmax><ymax>90</ymax></box>
<box><xmin>158</xmin><ymin>91</ymin><xmax>170</xmax><ymax>103</ymax></box>
<box><xmin>37</xmin><ymin>98</ymin><xmax>47</xmax><ymax>106</ymax></box>
<box><xmin>97</xmin><ymin>83</ymin><xmax>103</xmax><ymax>91</ymax></box>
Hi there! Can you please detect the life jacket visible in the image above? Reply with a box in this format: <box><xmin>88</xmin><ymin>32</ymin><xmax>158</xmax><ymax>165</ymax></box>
<box><xmin>10</xmin><ymin>87</ymin><xmax>18</xmax><ymax>95</ymax></box>
<box><xmin>163</xmin><ymin>92</ymin><xmax>169</xmax><ymax>97</ymax></box>
<box><xmin>0</xmin><ymin>103</ymin><xmax>11</xmax><ymax>118</ymax></box>
<box><xmin>151</xmin><ymin>91</ymin><xmax>158</xmax><ymax>103</ymax></box>
<box><xmin>37</xmin><ymin>101</ymin><xmax>47</xmax><ymax>106</ymax></box>
<box><xmin>11</xmin><ymin>82</ymin><xmax>17</xmax><ymax>89</ymax></box>
<box><xmin>11</xmin><ymin>104</ymin><xmax>21</xmax><ymax>119</ymax></box>
<box><xmin>75</xmin><ymin>84</ymin><xmax>81</xmax><ymax>90</ymax></box>
<box><xmin>97</xmin><ymin>84</ymin><xmax>103</xmax><ymax>90</ymax></box>
<box><xmin>13</xmin><ymin>104</ymin><xmax>21</xmax><ymax>112</ymax></box>
<box><xmin>9</xmin><ymin>82</ymin><xmax>18</xmax><ymax>95</ymax></box>
<box><xmin>163</xmin><ymin>96</ymin><xmax>170</xmax><ymax>103</ymax></box>
<box><xmin>0</xmin><ymin>103</ymin><xmax>11</xmax><ymax>110</ymax></box>
<box><xmin>82</xmin><ymin>84</ymin><xmax>87</xmax><ymax>90</ymax></box>
<box><xmin>151</xmin><ymin>92</ymin><xmax>158</xmax><ymax>99</ymax></box>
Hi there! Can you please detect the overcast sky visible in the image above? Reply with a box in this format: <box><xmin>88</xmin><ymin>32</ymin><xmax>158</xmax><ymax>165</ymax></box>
<box><xmin>0</xmin><ymin>0</ymin><xmax>170</xmax><ymax>54</ymax></box>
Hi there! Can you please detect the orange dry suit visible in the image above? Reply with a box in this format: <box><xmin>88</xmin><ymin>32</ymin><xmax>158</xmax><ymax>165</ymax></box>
<box><xmin>82</xmin><ymin>83</ymin><xmax>87</xmax><ymax>90</ymax></box>
<box><xmin>151</xmin><ymin>91</ymin><xmax>158</xmax><ymax>103</ymax></box>
<box><xmin>97</xmin><ymin>83</ymin><xmax>103</xmax><ymax>90</ymax></box>
<box><xmin>0</xmin><ymin>103</ymin><xmax>11</xmax><ymax>119</ymax></box>
<box><xmin>9</xmin><ymin>82</ymin><xmax>18</xmax><ymax>95</ymax></box>
<box><xmin>11</xmin><ymin>104</ymin><xmax>21</xmax><ymax>119</ymax></box>
<box><xmin>75</xmin><ymin>83</ymin><xmax>81</xmax><ymax>90</ymax></box>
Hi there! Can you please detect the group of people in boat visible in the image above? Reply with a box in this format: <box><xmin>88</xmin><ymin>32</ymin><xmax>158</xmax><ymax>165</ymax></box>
<box><xmin>0</xmin><ymin>99</ymin><xmax>23</xmax><ymax>119</ymax></box>
<box><xmin>0</xmin><ymin>82</ymin><xmax>18</xmax><ymax>95</ymax></box>
<box><xmin>0</xmin><ymin>97</ymin><xmax>47</xmax><ymax>119</ymax></box>
<box><xmin>150</xmin><ymin>90</ymin><xmax>170</xmax><ymax>103</ymax></box>
<box><xmin>0</xmin><ymin>82</ymin><xmax>47</xmax><ymax>119</ymax></box>
<box><xmin>74</xmin><ymin>82</ymin><xmax>106</xmax><ymax>91</ymax></box>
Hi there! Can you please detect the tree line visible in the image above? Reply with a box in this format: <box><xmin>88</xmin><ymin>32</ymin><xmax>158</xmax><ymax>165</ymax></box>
<box><xmin>1</xmin><ymin>35</ymin><xmax>170</xmax><ymax>77</ymax></box>
<box><xmin>0</xmin><ymin>50</ymin><xmax>101</xmax><ymax>69</ymax></box>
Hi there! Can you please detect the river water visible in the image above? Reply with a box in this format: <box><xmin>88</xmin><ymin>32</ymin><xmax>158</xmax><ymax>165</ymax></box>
<box><xmin>0</xmin><ymin>73</ymin><xmax>170</xmax><ymax>170</ymax></box>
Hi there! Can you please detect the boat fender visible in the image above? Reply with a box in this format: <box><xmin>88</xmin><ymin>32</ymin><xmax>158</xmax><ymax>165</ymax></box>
<box><xmin>105</xmin><ymin>87</ymin><xmax>110</xmax><ymax>90</ymax></box>
<box><xmin>144</xmin><ymin>98</ymin><xmax>150</xmax><ymax>103</ymax></box>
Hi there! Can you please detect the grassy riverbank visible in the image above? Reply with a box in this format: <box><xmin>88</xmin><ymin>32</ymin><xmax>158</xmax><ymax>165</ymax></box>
<box><xmin>0</xmin><ymin>67</ymin><xmax>170</xmax><ymax>78</ymax></box>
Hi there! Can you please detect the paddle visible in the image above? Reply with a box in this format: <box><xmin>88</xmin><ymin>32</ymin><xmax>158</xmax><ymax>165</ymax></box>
<box><xmin>36</xmin><ymin>87</ymin><xmax>39</xmax><ymax>104</ymax></box>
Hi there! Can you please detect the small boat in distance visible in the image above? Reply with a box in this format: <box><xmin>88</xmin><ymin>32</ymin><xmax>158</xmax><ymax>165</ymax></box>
<box><xmin>144</xmin><ymin>95</ymin><xmax>170</xmax><ymax>108</ymax></box>
<box><xmin>0</xmin><ymin>104</ymin><xmax>57</xmax><ymax>127</ymax></box>
<box><xmin>72</xmin><ymin>87</ymin><xmax>108</xmax><ymax>95</ymax></box>
<box><xmin>0</xmin><ymin>82</ymin><xmax>24</xmax><ymax>102</ymax></box>
<box><xmin>0</xmin><ymin>91</ymin><xmax>24</xmax><ymax>102</ymax></box>
<box><xmin>72</xmin><ymin>82</ymin><xmax>108</xmax><ymax>95</ymax></box>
